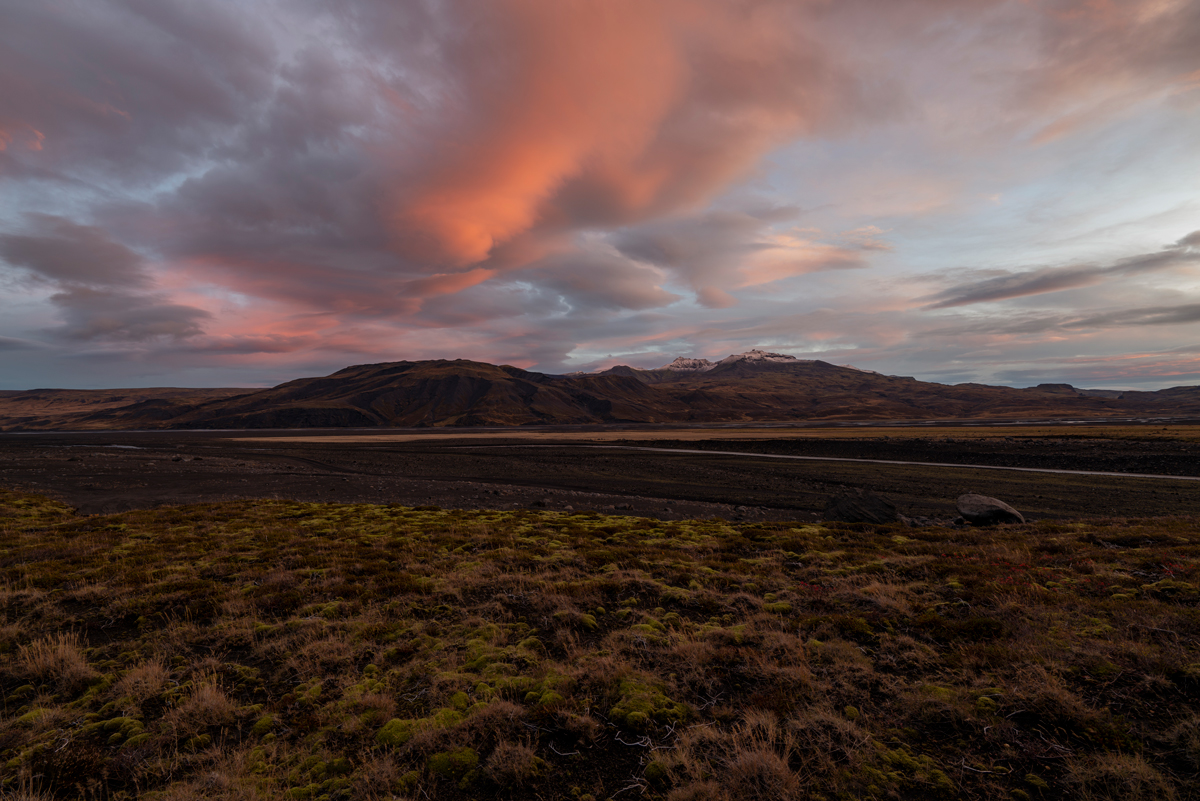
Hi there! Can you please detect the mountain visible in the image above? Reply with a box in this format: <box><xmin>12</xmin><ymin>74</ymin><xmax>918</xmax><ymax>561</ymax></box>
<box><xmin>2</xmin><ymin>352</ymin><xmax>1199</xmax><ymax>431</ymax></box>
<box><xmin>165</xmin><ymin>360</ymin><xmax>669</xmax><ymax>428</ymax></box>
<box><xmin>0</xmin><ymin>387</ymin><xmax>250</xmax><ymax>432</ymax></box>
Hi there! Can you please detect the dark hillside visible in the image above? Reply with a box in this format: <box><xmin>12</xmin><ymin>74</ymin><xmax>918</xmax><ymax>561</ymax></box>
<box><xmin>2</xmin><ymin>355</ymin><xmax>1199</xmax><ymax>430</ymax></box>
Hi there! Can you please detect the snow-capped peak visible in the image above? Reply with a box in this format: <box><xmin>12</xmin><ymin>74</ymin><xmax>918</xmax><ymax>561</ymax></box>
<box><xmin>660</xmin><ymin>357</ymin><xmax>715</xmax><ymax>372</ymax></box>
<box><xmin>659</xmin><ymin>349</ymin><xmax>803</xmax><ymax>371</ymax></box>
<box><xmin>716</xmin><ymin>349</ymin><xmax>800</xmax><ymax>365</ymax></box>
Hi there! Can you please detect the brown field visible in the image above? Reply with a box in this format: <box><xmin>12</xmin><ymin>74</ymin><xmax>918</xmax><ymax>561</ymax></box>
<box><xmin>2</xmin><ymin>489</ymin><xmax>1199</xmax><ymax>800</ymax></box>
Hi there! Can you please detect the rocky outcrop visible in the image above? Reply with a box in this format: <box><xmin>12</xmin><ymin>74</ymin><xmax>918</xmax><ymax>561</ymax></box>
<box><xmin>956</xmin><ymin>493</ymin><xmax>1025</xmax><ymax>525</ymax></box>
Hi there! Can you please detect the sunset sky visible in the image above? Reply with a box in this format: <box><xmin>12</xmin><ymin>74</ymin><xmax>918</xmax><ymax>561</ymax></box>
<box><xmin>2</xmin><ymin>0</ymin><xmax>1199</xmax><ymax>390</ymax></box>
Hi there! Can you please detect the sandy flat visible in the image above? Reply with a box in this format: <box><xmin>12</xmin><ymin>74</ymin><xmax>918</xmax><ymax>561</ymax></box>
<box><xmin>230</xmin><ymin>423</ymin><xmax>1200</xmax><ymax>444</ymax></box>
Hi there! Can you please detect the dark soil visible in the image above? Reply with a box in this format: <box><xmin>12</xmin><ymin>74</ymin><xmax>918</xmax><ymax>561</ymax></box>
<box><xmin>1</xmin><ymin>426</ymin><xmax>1197</xmax><ymax>522</ymax></box>
<box><xmin>647</xmin><ymin>433</ymin><xmax>1200</xmax><ymax>477</ymax></box>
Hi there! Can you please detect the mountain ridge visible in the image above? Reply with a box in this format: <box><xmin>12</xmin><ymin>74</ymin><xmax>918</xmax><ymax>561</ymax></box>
<box><xmin>1</xmin><ymin>353</ymin><xmax>1199</xmax><ymax>431</ymax></box>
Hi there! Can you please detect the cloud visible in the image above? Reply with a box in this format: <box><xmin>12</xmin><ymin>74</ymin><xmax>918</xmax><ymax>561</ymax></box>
<box><xmin>924</xmin><ymin>233</ymin><xmax>1200</xmax><ymax>309</ymax></box>
<box><xmin>1071</xmin><ymin>302</ymin><xmax>1200</xmax><ymax>329</ymax></box>
<box><xmin>168</xmin><ymin>334</ymin><xmax>318</xmax><ymax>355</ymax></box>
<box><xmin>925</xmin><ymin>299</ymin><xmax>1200</xmax><ymax>340</ymax></box>
<box><xmin>48</xmin><ymin>286</ymin><xmax>210</xmax><ymax>342</ymax></box>
<box><xmin>380</xmin><ymin>0</ymin><xmax>882</xmax><ymax>267</ymax></box>
<box><xmin>0</xmin><ymin>335</ymin><xmax>45</xmax><ymax>351</ymax></box>
<box><xmin>0</xmin><ymin>214</ymin><xmax>148</xmax><ymax>287</ymax></box>
<box><xmin>614</xmin><ymin>209</ymin><xmax>868</xmax><ymax>307</ymax></box>
<box><xmin>2</xmin><ymin>0</ymin><xmax>1200</xmax><ymax>388</ymax></box>
<box><xmin>0</xmin><ymin>214</ymin><xmax>211</xmax><ymax>343</ymax></box>
<box><xmin>533</xmin><ymin>251</ymin><xmax>682</xmax><ymax>312</ymax></box>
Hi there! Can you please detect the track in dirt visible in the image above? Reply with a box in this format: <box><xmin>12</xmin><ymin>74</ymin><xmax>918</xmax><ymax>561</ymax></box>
<box><xmin>467</xmin><ymin>443</ymin><xmax>1200</xmax><ymax>482</ymax></box>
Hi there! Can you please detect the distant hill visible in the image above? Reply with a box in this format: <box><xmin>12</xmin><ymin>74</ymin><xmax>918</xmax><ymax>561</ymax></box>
<box><xmin>2</xmin><ymin>350</ymin><xmax>1200</xmax><ymax>430</ymax></box>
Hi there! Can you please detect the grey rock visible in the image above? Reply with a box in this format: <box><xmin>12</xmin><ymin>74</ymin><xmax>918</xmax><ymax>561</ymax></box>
<box><xmin>956</xmin><ymin>493</ymin><xmax>1025</xmax><ymax>525</ymax></box>
<box><xmin>824</xmin><ymin>488</ymin><xmax>898</xmax><ymax>524</ymax></box>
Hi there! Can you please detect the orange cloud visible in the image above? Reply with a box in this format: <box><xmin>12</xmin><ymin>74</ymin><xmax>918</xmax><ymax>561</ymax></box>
<box><xmin>737</xmin><ymin>236</ymin><xmax>866</xmax><ymax>287</ymax></box>
<box><xmin>399</xmin><ymin>268</ymin><xmax>497</xmax><ymax>298</ymax></box>
<box><xmin>0</xmin><ymin>123</ymin><xmax>45</xmax><ymax>152</ymax></box>
<box><xmin>388</xmin><ymin>0</ymin><xmax>856</xmax><ymax>268</ymax></box>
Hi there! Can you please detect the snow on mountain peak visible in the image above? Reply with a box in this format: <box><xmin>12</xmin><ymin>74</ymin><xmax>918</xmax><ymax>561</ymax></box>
<box><xmin>717</xmin><ymin>349</ymin><xmax>799</xmax><ymax>365</ymax></box>
<box><xmin>839</xmin><ymin>364</ymin><xmax>881</xmax><ymax>375</ymax></box>
<box><xmin>660</xmin><ymin>357</ymin><xmax>715</xmax><ymax>372</ymax></box>
<box><xmin>659</xmin><ymin>349</ymin><xmax>803</xmax><ymax>371</ymax></box>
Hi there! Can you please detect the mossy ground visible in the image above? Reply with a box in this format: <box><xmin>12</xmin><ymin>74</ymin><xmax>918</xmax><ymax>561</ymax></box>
<box><xmin>1</xmin><ymin>489</ymin><xmax>1198</xmax><ymax>800</ymax></box>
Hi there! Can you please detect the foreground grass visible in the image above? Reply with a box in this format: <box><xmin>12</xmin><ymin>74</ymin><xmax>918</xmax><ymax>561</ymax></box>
<box><xmin>1</xmin><ymin>490</ymin><xmax>1198</xmax><ymax>800</ymax></box>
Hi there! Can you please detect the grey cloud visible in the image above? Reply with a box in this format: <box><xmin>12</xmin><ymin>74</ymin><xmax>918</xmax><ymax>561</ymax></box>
<box><xmin>927</xmin><ymin>301</ymin><xmax>1200</xmax><ymax>339</ymax></box>
<box><xmin>0</xmin><ymin>336</ymin><xmax>46</xmax><ymax>351</ymax></box>
<box><xmin>925</xmin><ymin>239</ymin><xmax>1200</xmax><ymax>309</ymax></box>
<box><xmin>0</xmin><ymin>0</ymin><xmax>276</xmax><ymax>184</ymax></box>
<box><xmin>1177</xmin><ymin>230</ymin><xmax>1200</xmax><ymax>249</ymax></box>
<box><xmin>535</xmin><ymin>253</ymin><xmax>682</xmax><ymax>312</ymax></box>
<box><xmin>0</xmin><ymin>215</ymin><xmax>148</xmax><ymax>287</ymax></box>
<box><xmin>1071</xmin><ymin>303</ymin><xmax>1200</xmax><ymax>329</ymax></box>
<box><xmin>923</xmin><ymin>266</ymin><xmax>1104</xmax><ymax>309</ymax></box>
<box><xmin>48</xmin><ymin>287</ymin><xmax>210</xmax><ymax>342</ymax></box>
<box><xmin>614</xmin><ymin>209</ymin><xmax>865</xmax><ymax>307</ymax></box>
<box><xmin>0</xmin><ymin>214</ymin><xmax>213</xmax><ymax>344</ymax></box>
<box><xmin>167</xmin><ymin>335</ymin><xmax>318</xmax><ymax>355</ymax></box>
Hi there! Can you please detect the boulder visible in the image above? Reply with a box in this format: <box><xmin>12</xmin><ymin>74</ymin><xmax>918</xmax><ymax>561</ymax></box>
<box><xmin>956</xmin><ymin>493</ymin><xmax>1025</xmax><ymax>525</ymax></box>
<box><xmin>824</xmin><ymin>488</ymin><xmax>898</xmax><ymax>524</ymax></box>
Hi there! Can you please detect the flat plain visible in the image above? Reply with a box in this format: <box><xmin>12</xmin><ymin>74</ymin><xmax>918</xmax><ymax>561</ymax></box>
<box><xmin>1</xmin><ymin>422</ymin><xmax>1198</xmax><ymax>519</ymax></box>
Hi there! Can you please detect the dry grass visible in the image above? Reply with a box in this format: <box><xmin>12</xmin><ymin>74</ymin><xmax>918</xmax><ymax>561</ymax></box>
<box><xmin>17</xmin><ymin>632</ymin><xmax>96</xmax><ymax>693</ymax></box>
<box><xmin>1</xmin><ymin>489</ymin><xmax>1198</xmax><ymax>799</ymax></box>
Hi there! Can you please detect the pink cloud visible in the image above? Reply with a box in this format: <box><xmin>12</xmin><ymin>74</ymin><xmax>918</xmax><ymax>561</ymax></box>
<box><xmin>384</xmin><ymin>0</ymin><xmax>872</xmax><ymax>268</ymax></box>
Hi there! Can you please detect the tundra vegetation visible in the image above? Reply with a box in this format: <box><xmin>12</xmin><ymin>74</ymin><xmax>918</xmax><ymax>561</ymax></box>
<box><xmin>1</xmin><ymin>488</ymin><xmax>1198</xmax><ymax>800</ymax></box>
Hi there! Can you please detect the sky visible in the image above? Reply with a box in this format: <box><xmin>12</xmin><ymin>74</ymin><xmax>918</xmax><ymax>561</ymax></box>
<box><xmin>2</xmin><ymin>0</ymin><xmax>1199</xmax><ymax>391</ymax></box>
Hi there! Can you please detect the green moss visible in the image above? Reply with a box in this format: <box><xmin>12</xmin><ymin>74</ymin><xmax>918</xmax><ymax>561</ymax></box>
<box><xmin>644</xmin><ymin>760</ymin><xmax>669</xmax><ymax>786</ymax></box>
<box><xmin>609</xmin><ymin>677</ymin><xmax>690</xmax><ymax>730</ymax></box>
<box><xmin>185</xmin><ymin>734</ymin><xmax>212</xmax><ymax>751</ymax></box>
<box><xmin>1025</xmin><ymin>774</ymin><xmax>1049</xmax><ymax>790</ymax></box>
<box><xmin>975</xmin><ymin>697</ymin><xmax>998</xmax><ymax>714</ymax></box>
<box><xmin>428</xmin><ymin>746</ymin><xmax>479</xmax><ymax>779</ymax></box>
<box><xmin>122</xmin><ymin>732</ymin><xmax>151</xmax><ymax>748</ymax></box>
<box><xmin>376</xmin><ymin>718</ymin><xmax>419</xmax><ymax>747</ymax></box>
<box><xmin>431</xmin><ymin>708</ymin><xmax>464</xmax><ymax>727</ymax></box>
<box><xmin>15</xmin><ymin>708</ymin><xmax>45</xmax><ymax>726</ymax></box>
